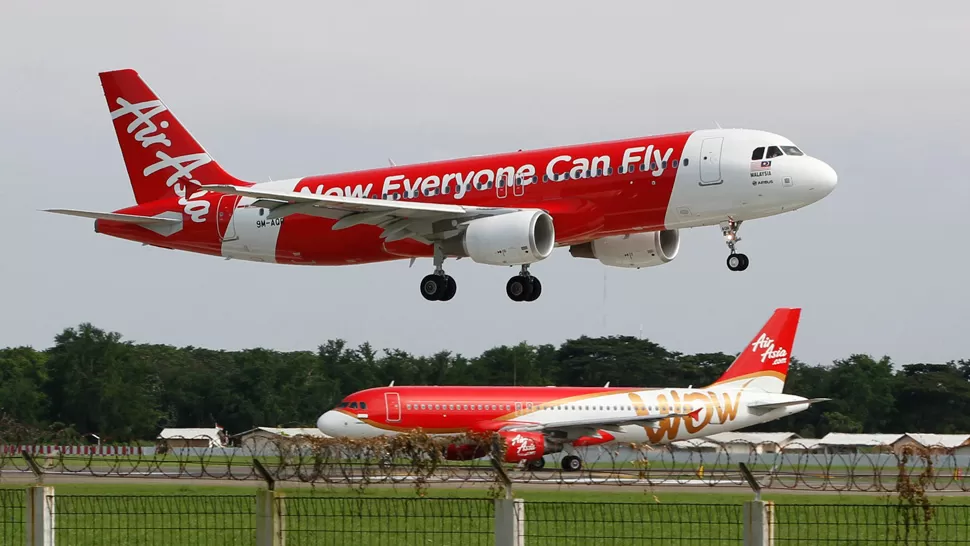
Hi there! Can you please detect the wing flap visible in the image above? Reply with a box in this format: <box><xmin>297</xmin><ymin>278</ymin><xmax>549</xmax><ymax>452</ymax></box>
<box><xmin>747</xmin><ymin>397</ymin><xmax>830</xmax><ymax>414</ymax></box>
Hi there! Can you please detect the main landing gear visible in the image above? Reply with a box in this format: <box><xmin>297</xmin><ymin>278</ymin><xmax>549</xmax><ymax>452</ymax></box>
<box><xmin>721</xmin><ymin>218</ymin><xmax>750</xmax><ymax>272</ymax></box>
<box><xmin>561</xmin><ymin>455</ymin><xmax>582</xmax><ymax>472</ymax></box>
<box><xmin>419</xmin><ymin>245</ymin><xmax>457</xmax><ymax>301</ymax></box>
<box><xmin>506</xmin><ymin>265</ymin><xmax>542</xmax><ymax>302</ymax></box>
<box><xmin>417</xmin><ymin>247</ymin><xmax>543</xmax><ymax>302</ymax></box>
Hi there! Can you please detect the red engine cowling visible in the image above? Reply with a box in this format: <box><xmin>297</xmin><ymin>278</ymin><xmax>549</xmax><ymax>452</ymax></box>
<box><xmin>499</xmin><ymin>431</ymin><xmax>546</xmax><ymax>463</ymax></box>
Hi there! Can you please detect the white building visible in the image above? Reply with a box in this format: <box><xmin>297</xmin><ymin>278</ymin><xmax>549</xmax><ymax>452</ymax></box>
<box><xmin>673</xmin><ymin>432</ymin><xmax>800</xmax><ymax>454</ymax></box>
<box><xmin>156</xmin><ymin>427</ymin><xmax>227</xmax><ymax>449</ymax></box>
<box><xmin>232</xmin><ymin>427</ymin><xmax>330</xmax><ymax>451</ymax></box>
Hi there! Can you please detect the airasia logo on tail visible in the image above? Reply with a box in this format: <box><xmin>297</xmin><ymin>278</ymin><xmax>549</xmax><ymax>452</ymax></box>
<box><xmin>751</xmin><ymin>333</ymin><xmax>788</xmax><ymax>366</ymax></box>
<box><xmin>110</xmin><ymin>98</ymin><xmax>210</xmax><ymax>223</ymax></box>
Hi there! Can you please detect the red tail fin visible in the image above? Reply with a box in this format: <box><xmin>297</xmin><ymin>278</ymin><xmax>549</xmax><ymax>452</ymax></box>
<box><xmin>99</xmin><ymin>69</ymin><xmax>244</xmax><ymax>205</ymax></box>
<box><xmin>710</xmin><ymin>308</ymin><xmax>801</xmax><ymax>393</ymax></box>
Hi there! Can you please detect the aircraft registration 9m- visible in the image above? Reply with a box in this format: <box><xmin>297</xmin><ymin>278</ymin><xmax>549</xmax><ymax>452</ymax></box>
<box><xmin>316</xmin><ymin>308</ymin><xmax>829</xmax><ymax>471</ymax></box>
<box><xmin>46</xmin><ymin>70</ymin><xmax>838</xmax><ymax>302</ymax></box>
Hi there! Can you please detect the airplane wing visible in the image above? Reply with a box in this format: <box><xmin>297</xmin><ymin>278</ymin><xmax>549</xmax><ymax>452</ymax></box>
<box><xmin>746</xmin><ymin>398</ymin><xmax>830</xmax><ymax>415</ymax></box>
<box><xmin>43</xmin><ymin>209</ymin><xmax>183</xmax><ymax>236</ymax></box>
<box><xmin>500</xmin><ymin>408</ymin><xmax>703</xmax><ymax>435</ymax></box>
<box><xmin>193</xmin><ymin>183</ymin><xmax>522</xmax><ymax>245</ymax></box>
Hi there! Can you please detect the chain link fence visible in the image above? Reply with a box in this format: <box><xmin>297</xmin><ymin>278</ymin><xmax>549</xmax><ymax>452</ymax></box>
<box><xmin>0</xmin><ymin>488</ymin><xmax>25</xmax><ymax>545</ymax></box>
<box><xmin>3</xmin><ymin>488</ymin><xmax>966</xmax><ymax>545</ymax></box>
<box><xmin>774</xmin><ymin>503</ymin><xmax>970</xmax><ymax>545</ymax></box>
<box><xmin>51</xmin><ymin>494</ymin><xmax>256</xmax><ymax>545</ymax></box>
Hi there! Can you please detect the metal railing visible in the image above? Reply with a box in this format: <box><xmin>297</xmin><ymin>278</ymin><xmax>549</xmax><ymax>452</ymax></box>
<box><xmin>0</xmin><ymin>488</ymin><xmax>25</xmax><ymax>545</ymax></box>
<box><xmin>774</xmin><ymin>503</ymin><xmax>970</xmax><ymax>545</ymax></box>
<box><xmin>51</xmin><ymin>494</ymin><xmax>256</xmax><ymax>545</ymax></box>
<box><xmin>522</xmin><ymin>501</ymin><xmax>743</xmax><ymax>544</ymax></box>
<box><xmin>279</xmin><ymin>496</ymin><xmax>494</xmax><ymax>545</ymax></box>
<box><xmin>1</xmin><ymin>487</ymin><xmax>967</xmax><ymax>545</ymax></box>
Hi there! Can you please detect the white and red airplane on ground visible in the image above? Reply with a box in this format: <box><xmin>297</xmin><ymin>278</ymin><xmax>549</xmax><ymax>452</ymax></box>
<box><xmin>46</xmin><ymin>70</ymin><xmax>837</xmax><ymax>302</ymax></box>
<box><xmin>316</xmin><ymin>308</ymin><xmax>829</xmax><ymax>471</ymax></box>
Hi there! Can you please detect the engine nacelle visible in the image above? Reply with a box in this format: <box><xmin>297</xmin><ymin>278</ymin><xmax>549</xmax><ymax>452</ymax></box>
<box><xmin>568</xmin><ymin>229</ymin><xmax>680</xmax><ymax>268</ymax></box>
<box><xmin>499</xmin><ymin>431</ymin><xmax>548</xmax><ymax>462</ymax></box>
<box><xmin>441</xmin><ymin>210</ymin><xmax>555</xmax><ymax>266</ymax></box>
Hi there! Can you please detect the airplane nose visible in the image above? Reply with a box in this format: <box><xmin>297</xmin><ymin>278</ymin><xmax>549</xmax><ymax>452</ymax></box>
<box><xmin>316</xmin><ymin>410</ymin><xmax>350</xmax><ymax>436</ymax></box>
<box><xmin>815</xmin><ymin>159</ymin><xmax>838</xmax><ymax>195</ymax></box>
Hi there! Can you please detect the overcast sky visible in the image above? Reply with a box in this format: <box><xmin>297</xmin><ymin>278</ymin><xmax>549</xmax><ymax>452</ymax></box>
<box><xmin>2</xmin><ymin>1</ymin><xmax>968</xmax><ymax>373</ymax></box>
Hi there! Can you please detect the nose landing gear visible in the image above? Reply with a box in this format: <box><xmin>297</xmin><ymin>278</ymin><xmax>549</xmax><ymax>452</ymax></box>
<box><xmin>721</xmin><ymin>218</ymin><xmax>749</xmax><ymax>272</ymax></box>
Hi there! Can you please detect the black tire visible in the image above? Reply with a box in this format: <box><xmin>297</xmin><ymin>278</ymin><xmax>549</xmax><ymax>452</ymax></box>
<box><xmin>524</xmin><ymin>277</ymin><xmax>542</xmax><ymax>301</ymax></box>
<box><xmin>737</xmin><ymin>254</ymin><xmax>750</xmax><ymax>271</ymax></box>
<box><xmin>420</xmin><ymin>274</ymin><xmax>445</xmax><ymax>301</ymax></box>
<box><xmin>440</xmin><ymin>275</ymin><xmax>457</xmax><ymax>301</ymax></box>
<box><xmin>506</xmin><ymin>276</ymin><xmax>533</xmax><ymax>302</ymax></box>
<box><xmin>726</xmin><ymin>254</ymin><xmax>742</xmax><ymax>271</ymax></box>
<box><xmin>561</xmin><ymin>455</ymin><xmax>582</xmax><ymax>472</ymax></box>
<box><xmin>526</xmin><ymin>458</ymin><xmax>545</xmax><ymax>471</ymax></box>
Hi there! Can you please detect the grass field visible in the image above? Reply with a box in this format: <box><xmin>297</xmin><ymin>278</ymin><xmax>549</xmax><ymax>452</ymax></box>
<box><xmin>2</xmin><ymin>481</ymin><xmax>969</xmax><ymax>545</ymax></box>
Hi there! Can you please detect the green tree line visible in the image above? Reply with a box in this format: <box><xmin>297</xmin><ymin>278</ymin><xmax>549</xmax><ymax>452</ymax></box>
<box><xmin>1</xmin><ymin>323</ymin><xmax>968</xmax><ymax>443</ymax></box>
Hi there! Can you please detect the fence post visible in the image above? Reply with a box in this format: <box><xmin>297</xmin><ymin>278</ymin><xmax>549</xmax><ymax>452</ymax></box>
<box><xmin>743</xmin><ymin>500</ymin><xmax>775</xmax><ymax>546</ymax></box>
<box><xmin>256</xmin><ymin>489</ymin><xmax>284</xmax><ymax>546</ymax></box>
<box><xmin>26</xmin><ymin>485</ymin><xmax>55</xmax><ymax>546</ymax></box>
<box><xmin>494</xmin><ymin>498</ymin><xmax>524</xmax><ymax>546</ymax></box>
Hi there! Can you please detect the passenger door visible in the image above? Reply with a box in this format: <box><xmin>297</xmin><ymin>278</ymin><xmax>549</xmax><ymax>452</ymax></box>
<box><xmin>699</xmin><ymin>137</ymin><xmax>724</xmax><ymax>185</ymax></box>
<box><xmin>384</xmin><ymin>392</ymin><xmax>401</xmax><ymax>422</ymax></box>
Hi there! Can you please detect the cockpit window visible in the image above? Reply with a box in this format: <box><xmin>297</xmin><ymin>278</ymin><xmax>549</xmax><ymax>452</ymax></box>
<box><xmin>359</xmin><ymin>402</ymin><xmax>367</xmax><ymax>410</ymax></box>
<box><xmin>337</xmin><ymin>402</ymin><xmax>348</xmax><ymax>408</ymax></box>
<box><xmin>349</xmin><ymin>402</ymin><xmax>358</xmax><ymax>409</ymax></box>
<box><xmin>751</xmin><ymin>147</ymin><xmax>765</xmax><ymax>160</ymax></box>
<box><xmin>781</xmin><ymin>146</ymin><xmax>803</xmax><ymax>156</ymax></box>
<box><xmin>766</xmin><ymin>146</ymin><xmax>784</xmax><ymax>159</ymax></box>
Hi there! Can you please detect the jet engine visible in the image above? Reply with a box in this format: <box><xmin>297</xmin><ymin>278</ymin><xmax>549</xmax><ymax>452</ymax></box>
<box><xmin>498</xmin><ymin>431</ymin><xmax>557</xmax><ymax>462</ymax></box>
<box><xmin>568</xmin><ymin>229</ymin><xmax>680</xmax><ymax>268</ymax></box>
<box><xmin>441</xmin><ymin>210</ymin><xmax>555</xmax><ymax>266</ymax></box>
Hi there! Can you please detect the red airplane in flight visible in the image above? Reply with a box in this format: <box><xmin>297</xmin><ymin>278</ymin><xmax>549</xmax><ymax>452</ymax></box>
<box><xmin>316</xmin><ymin>308</ymin><xmax>828</xmax><ymax>471</ymax></box>
<box><xmin>46</xmin><ymin>70</ymin><xmax>837</xmax><ymax>302</ymax></box>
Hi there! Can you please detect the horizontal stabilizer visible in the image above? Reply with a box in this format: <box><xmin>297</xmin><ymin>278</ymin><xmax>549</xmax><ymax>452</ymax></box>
<box><xmin>747</xmin><ymin>397</ymin><xmax>830</xmax><ymax>413</ymax></box>
<box><xmin>43</xmin><ymin>209</ymin><xmax>183</xmax><ymax>236</ymax></box>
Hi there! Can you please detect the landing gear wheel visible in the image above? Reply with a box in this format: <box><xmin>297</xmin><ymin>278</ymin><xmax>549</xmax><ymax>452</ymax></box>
<box><xmin>561</xmin><ymin>455</ymin><xmax>582</xmax><ymax>472</ymax></box>
<box><xmin>523</xmin><ymin>277</ymin><xmax>542</xmax><ymax>302</ymax></box>
<box><xmin>506</xmin><ymin>276</ymin><xmax>534</xmax><ymax>302</ymax></box>
<box><xmin>525</xmin><ymin>458</ymin><xmax>545</xmax><ymax>471</ymax></box>
<box><xmin>441</xmin><ymin>275</ymin><xmax>457</xmax><ymax>301</ymax></box>
<box><xmin>726</xmin><ymin>253</ymin><xmax>749</xmax><ymax>272</ymax></box>
<box><xmin>420</xmin><ymin>274</ymin><xmax>447</xmax><ymax>301</ymax></box>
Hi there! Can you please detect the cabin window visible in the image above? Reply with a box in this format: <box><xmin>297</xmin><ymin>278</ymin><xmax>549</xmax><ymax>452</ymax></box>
<box><xmin>751</xmin><ymin>147</ymin><xmax>765</xmax><ymax>160</ymax></box>
<box><xmin>683</xmin><ymin>158</ymin><xmax>690</xmax><ymax>166</ymax></box>
<box><xmin>650</xmin><ymin>161</ymin><xmax>658</xmax><ymax>171</ymax></box>
<box><xmin>661</xmin><ymin>160</ymin><xmax>667</xmax><ymax>169</ymax></box>
<box><xmin>672</xmin><ymin>159</ymin><xmax>679</xmax><ymax>168</ymax></box>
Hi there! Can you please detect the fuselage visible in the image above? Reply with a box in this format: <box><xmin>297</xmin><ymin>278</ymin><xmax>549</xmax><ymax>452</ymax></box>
<box><xmin>316</xmin><ymin>384</ymin><xmax>811</xmax><ymax>447</ymax></box>
<box><xmin>96</xmin><ymin>128</ymin><xmax>837</xmax><ymax>265</ymax></box>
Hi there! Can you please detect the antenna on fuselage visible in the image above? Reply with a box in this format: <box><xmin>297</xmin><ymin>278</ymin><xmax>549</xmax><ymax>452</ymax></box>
<box><xmin>389</xmin><ymin>380</ymin><xmax>395</xmax><ymax>387</ymax></box>
<box><xmin>388</xmin><ymin>158</ymin><xmax>396</xmax><ymax>167</ymax></box>
<box><xmin>604</xmin><ymin>382</ymin><xmax>610</xmax><ymax>387</ymax></box>
<box><xmin>714</xmin><ymin>120</ymin><xmax>723</xmax><ymax>129</ymax></box>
